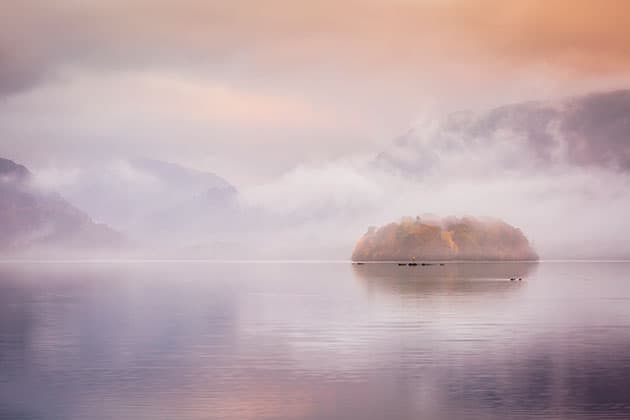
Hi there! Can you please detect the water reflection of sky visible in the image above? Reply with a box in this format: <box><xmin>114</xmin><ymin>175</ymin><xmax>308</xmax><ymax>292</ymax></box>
<box><xmin>1</xmin><ymin>262</ymin><xmax>630</xmax><ymax>419</ymax></box>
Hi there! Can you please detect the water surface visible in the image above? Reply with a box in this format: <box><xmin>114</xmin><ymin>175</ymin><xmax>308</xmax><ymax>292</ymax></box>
<box><xmin>1</xmin><ymin>261</ymin><xmax>630</xmax><ymax>419</ymax></box>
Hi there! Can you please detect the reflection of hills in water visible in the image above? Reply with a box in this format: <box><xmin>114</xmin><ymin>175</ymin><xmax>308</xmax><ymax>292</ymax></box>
<box><xmin>4</xmin><ymin>262</ymin><xmax>630</xmax><ymax>419</ymax></box>
<box><xmin>352</xmin><ymin>262</ymin><xmax>538</xmax><ymax>296</ymax></box>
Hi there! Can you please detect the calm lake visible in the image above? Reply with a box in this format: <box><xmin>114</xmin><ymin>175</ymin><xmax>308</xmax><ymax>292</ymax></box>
<box><xmin>1</xmin><ymin>261</ymin><xmax>630</xmax><ymax>419</ymax></box>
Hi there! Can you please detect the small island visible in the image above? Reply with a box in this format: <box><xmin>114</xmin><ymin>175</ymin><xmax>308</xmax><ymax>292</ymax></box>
<box><xmin>352</xmin><ymin>216</ymin><xmax>538</xmax><ymax>261</ymax></box>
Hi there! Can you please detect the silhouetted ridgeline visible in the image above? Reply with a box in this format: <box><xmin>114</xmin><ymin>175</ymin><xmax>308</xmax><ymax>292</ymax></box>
<box><xmin>352</xmin><ymin>216</ymin><xmax>538</xmax><ymax>261</ymax></box>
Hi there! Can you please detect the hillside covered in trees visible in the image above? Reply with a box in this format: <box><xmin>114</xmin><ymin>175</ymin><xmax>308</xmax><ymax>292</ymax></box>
<box><xmin>352</xmin><ymin>216</ymin><xmax>538</xmax><ymax>261</ymax></box>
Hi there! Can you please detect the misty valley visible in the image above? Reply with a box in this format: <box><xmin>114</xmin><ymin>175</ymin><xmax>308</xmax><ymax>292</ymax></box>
<box><xmin>3</xmin><ymin>90</ymin><xmax>630</xmax><ymax>261</ymax></box>
<box><xmin>2</xmin><ymin>4</ymin><xmax>630</xmax><ymax>415</ymax></box>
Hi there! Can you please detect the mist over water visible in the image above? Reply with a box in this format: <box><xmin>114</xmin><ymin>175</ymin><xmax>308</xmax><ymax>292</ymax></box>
<box><xmin>6</xmin><ymin>90</ymin><xmax>628</xmax><ymax>260</ymax></box>
<box><xmin>2</xmin><ymin>261</ymin><xmax>630</xmax><ymax>420</ymax></box>
<box><xmin>2</xmin><ymin>3</ymin><xmax>630</xmax><ymax>419</ymax></box>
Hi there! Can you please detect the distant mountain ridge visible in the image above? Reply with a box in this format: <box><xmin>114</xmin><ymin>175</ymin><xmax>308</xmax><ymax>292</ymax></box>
<box><xmin>0</xmin><ymin>157</ymin><xmax>123</xmax><ymax>256</ymax></box>
<box><xmin>375</xmin><ymin>89</ymin><xmax>630</xmax><ymax>176</ymax></box>
<box><xmin>0</xmin><ymin>158</ymin><xmax>29</xmax><ymax>180</ymax></box>
<box><xmin>129</xmin><ymin>158</ymin><xmax>235</xmax><ymax>193</ymax></box>
<box><xmin>55</xmin><ymin>158</ymin><xmax>238</xmax><ymax>237</ymax></box>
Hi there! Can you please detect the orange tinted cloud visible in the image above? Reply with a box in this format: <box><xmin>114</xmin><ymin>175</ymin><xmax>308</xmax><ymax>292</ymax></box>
<box><xmin>3</xmin><ymin>0</ymin><xmax>630</xmax><ymax>95</ymax></box>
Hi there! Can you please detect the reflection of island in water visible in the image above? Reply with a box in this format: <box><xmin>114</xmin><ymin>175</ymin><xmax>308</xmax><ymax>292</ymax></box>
<box><xmin>352</xmin><ymin>262</ymin><xmax>538</xmax><ymax>297</ymax></box>
<box><xmin>4</xmin><ymin>262</ymin><xmax>630</xmax><ymax>420</ymax></box>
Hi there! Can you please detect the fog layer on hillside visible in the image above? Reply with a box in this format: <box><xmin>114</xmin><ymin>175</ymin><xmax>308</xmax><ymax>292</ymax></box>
<box><xmin>3</xmin><ymin>90</ymin><xmax>630</xmax><ymax>260</ymax></box>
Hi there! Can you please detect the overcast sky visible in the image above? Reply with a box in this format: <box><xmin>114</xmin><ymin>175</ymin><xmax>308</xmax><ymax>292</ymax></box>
<box><xmin>2</xmin><ymin>0</ymin><xmax>630</xmax><ymax>185</ymax></box>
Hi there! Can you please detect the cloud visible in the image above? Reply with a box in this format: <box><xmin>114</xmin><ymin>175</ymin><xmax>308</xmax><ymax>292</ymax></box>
<box><xmin>3</xmin><ymin>0</ymin><xmax>630</xmax><ymax>185</ymax></box>
<box><xmin>376</xmin><ymin>90</ymin><xmax>630</xmax><ymax>175</ymax></box>
<box><xmin>560</xmin><ymin>91</ymin><xmax>630</xmax><ymax>170</ymax></box>
<box><xmin>236</xmin><ymin>90</ymin><xmax>630</xmax><ymax>259</ymax></box>
<box><xmin>0</xmin><ymin>69</ymin><xmax>342</xmax><ymax>183</ymax></box>
<box><xmin>242</xmin><ymin>158</ymin><xmax>383</xmax><ymax>217</ymax></box>
<box><xmin>2</xmin><ymin>2</ymin><xmax>630</xmax><ymax>259</ymax></box>
<box><xmin>3</xmin><ymin>0</ymin><xmax>630</xmax><ymax>100</ymax></box>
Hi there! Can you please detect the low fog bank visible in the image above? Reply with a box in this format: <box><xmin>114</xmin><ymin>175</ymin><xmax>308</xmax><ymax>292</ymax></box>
<box><xmin>0</xmin><ymin>157</ymin><xmax>125</xmax><ymax>259</ymax></box>
<box><xmin>240</xmin><ymin>90</ymin><xmax>630</xmax><ymax>260</ymax></box>
<box><xmin>3</xmin><ymin>90</ymin><xmax>630</xmax><ymax>260</ymax></box>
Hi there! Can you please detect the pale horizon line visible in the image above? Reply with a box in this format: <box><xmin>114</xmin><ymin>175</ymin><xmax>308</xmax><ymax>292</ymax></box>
<box><xmin>1</xmin><ymin>258</ymin><xmax>629</xmax><ymax>264</ymax></box>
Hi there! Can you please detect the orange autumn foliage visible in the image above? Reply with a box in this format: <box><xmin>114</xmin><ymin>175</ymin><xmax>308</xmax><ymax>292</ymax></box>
<box><xmin>352</xmin><ymin>216</ymin><xmax>538</xmax><ymax>261</ymax></box>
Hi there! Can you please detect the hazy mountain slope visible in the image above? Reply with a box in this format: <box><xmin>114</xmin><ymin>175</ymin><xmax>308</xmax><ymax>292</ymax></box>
<box><xmin>54</xmin><ymin>158</ymin><xmax>238</xmax><ymax>236</ymax></box>
<box><xmin>0</xmin><ymin>157</ymin><xmax>123</xmax><ymax>255</ymax></box>
<box><xmin>375</xmin><ymin>90</ymin><xmax>630</xmax><ymax>176</ymax></box>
